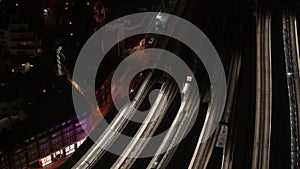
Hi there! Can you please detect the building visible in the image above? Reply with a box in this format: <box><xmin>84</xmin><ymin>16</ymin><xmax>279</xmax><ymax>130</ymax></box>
<box><xmin>0</xmin><ymin>151</ymin><xmax>9</xmax><ymax>169</ymax></box>
<box><xmin>0</xmin><ymin>30</ymin><xmax>8</xmax><ymax>50</ymax></box>
<box><xmin>0</xmin><ymin>15</ymin><xmax>42</xmax><ymax>58</ymax></box>
<box><xmin>0</xmin><ymin>114</ymin><xmax>92</xmax><ymax>169</ymax></box>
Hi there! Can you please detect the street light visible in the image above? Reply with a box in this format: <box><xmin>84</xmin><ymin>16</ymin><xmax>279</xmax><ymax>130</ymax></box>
<box><xmin>43</xmin><ymin>9</ymin><xmax>48</xmax><ymax>16</ymax></box>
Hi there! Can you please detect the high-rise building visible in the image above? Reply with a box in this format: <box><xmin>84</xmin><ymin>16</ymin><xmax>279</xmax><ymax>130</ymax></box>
<box><xmin>0</xmin><ymin>15</ymin><xmax>42</xmax><ymax>58</ymax></box>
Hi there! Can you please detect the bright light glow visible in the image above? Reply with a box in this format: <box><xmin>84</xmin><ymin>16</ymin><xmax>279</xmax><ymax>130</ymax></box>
<box><xmin>70</xmin><ymin>33</ymin><xmax>74</xmax><ymax>36</ymax></box>
<box><xmin>53</xmin><ymin>150</ymin><xmax>62</xmax><ymax>159</ymax></box>
<box><xmin>41</xmin><ymin>155</ymin><xmax>52</xmax><ymax>167</ymax></box>
<box><xmin>43</xmin><ymin>9</ymin><xmax>48</xmax><ymax>16</ymax></box>
<box><xmin>15</xmin><ymin>3</ymin><xmax>19</xmax><ymax>7</ymax></box>
<box><xmin>21</xmin><ymin>62</ymin><xmax>33</xmax><ymax>73</ymax></box>
<box><xmin>76</xmin><ymin>138</ymin><xmax>86</xmax><ymax>148</ymax></box>
<box><xmin>69</xmin><ymin>79</ymin><xmax>85</xmax><ymax>96</ymax></box>
<box><xmin>69</xmin><ymin>21</ymin><xmax>73</xmax><ymax>25</ymax></box>
<box><xmin>156</xmin><ymin>13</ymin><xmax>162</xmax><ymax>19</ymax></box>
<box><xmin>65</xmin><ymin>7</ymin><xmax>68</xmax><ymax>10</ymax></box>
<box><xmin>11</xmin><ymin>69</ymin><xmax>15</xmax><ymax>73</ymax></box>
<box><xmin>139</xmin><ymin>38</ymin><xmax>145</xmax><ymax>46</ymax></box>
<box><xmin>65</xmin><ymin>144</ymin><xmax>75</xmax><ymax>155</ymax></box>
<box><xmin>148</xmin><ymin>37</ymin><xmax>155</xmax><ymax>44</ymax></box>
<box><xmin>182</xmin><ymin>83</ymin><xmax>190</xmax><ymax>94</ymax></box>
<box><xmin>187</xmin><ymin>76</ymin><xmax>193</xmax><ymax>82</ymax></box>
<box><xmin>56</xmin><ymin>46</ymin><xmax>64</xmax><ymax>76</ymax></box>
<box><xmin>56</xmin><ymin>46</ymin><xmax>62</xmax><ymax>54</ymax></box>
<box><xmin>42</xmin><ymin>89</ymin><xmax>46</xmax><ymax>93</ymax></box>
<box><xmin>37</xmin><ymin>48</ymin><xmax>43</xmax><ymax>53</ymax></box>
<box><xmin>294</xmin><ymin>17</ymin><xmax>300</xmax><ymax>79</ymax></box>
<box><xmin>87</xmin><ymin>2</ymin><xmax>90</xmax><ymax>5</ymax></box>
<box><xmin>75</xmin><ymin>119</ymin><xmax>87</xmax><ymax>127</ymax></box>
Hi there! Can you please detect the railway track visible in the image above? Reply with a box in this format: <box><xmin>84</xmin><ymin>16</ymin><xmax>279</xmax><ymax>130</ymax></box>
<box><xmin>72</xmin><ymin>71</ymin><xmax>157</xmax><ymax>168</ymax></box>
<box><xmin>251</xmin><ymin>10</ymin><xmax>272</xmax><ymax>169</ymax></box>
<box><xmin>282</xmin><ymin>13</ymin><xmax>300</xmax><ymax>169</ymax></box>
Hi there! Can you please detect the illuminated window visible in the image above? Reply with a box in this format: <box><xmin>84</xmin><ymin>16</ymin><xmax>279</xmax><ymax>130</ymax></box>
<box><xmin>53</xmin><ymin>150</ymin><xmax>61</xmax><ymax>157</ymax></box>
<box><xmin>65</xmin><ymin>144</ymin><xmax>75</xmax><ymax>155</ymax></box>
<box><xmin>53</xmin><ymin>150</ymin><xmax>64</xmax><ymax>159</ymax></box>
<box><xmin>76</xmin><ymin>138</ymin><xmax>87</xmax><ymax>148</ymax></box>
<box><xmin>41</xmin><ymin>155</ymin><xmax>52</xmax><ymax>167</ymax></box>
